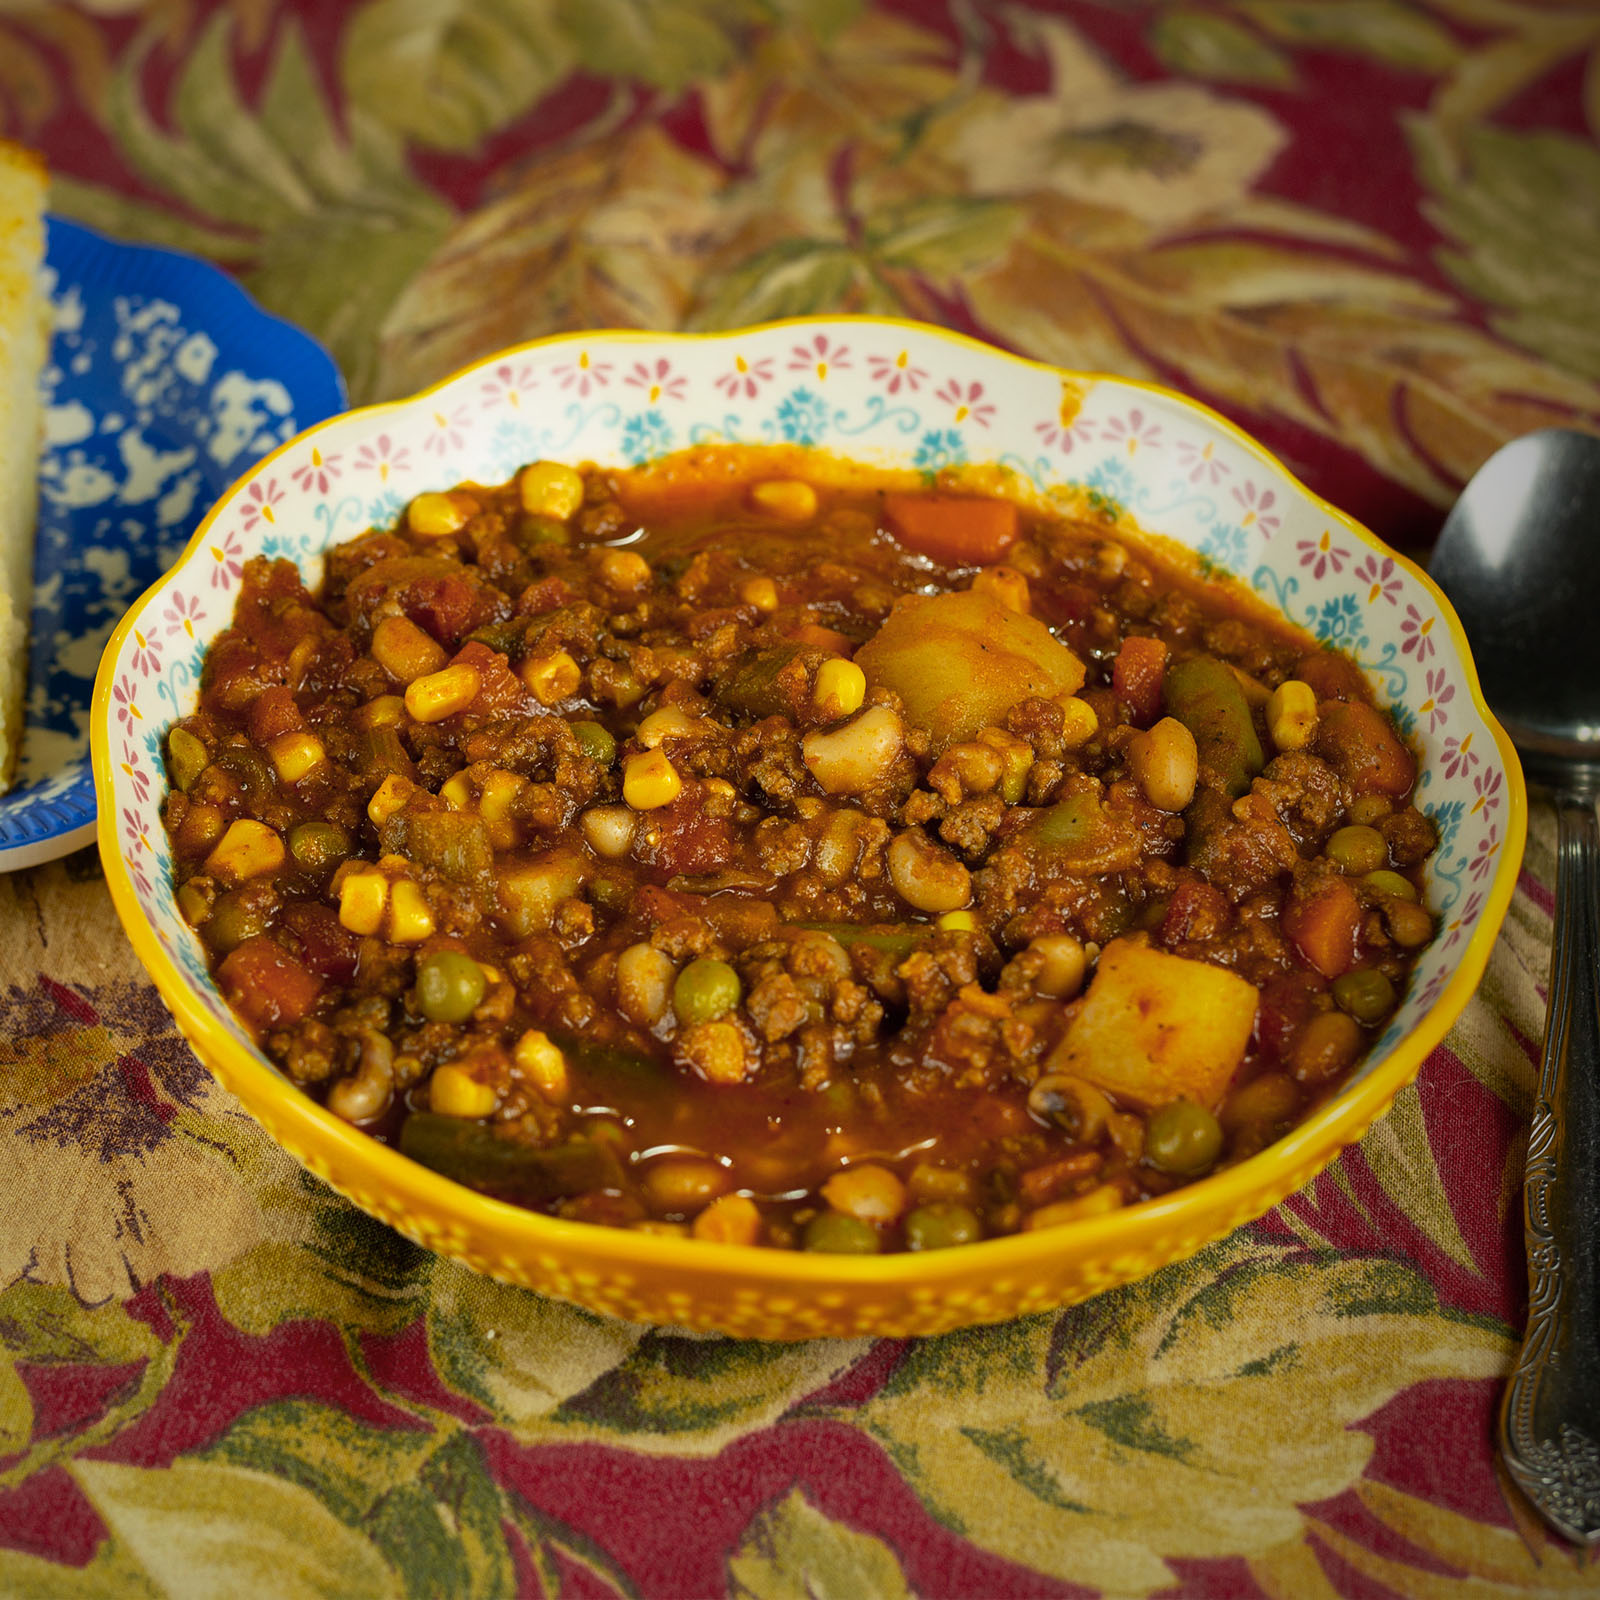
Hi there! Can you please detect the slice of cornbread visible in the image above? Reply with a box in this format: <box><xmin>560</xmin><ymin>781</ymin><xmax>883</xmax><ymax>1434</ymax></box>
<box><xmin>0</xmin><ymin>140</ymin><xmax>45</xmax><ymax>790</ymax></box>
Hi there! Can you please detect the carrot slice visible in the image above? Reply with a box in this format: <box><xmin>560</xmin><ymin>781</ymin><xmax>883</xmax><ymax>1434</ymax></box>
<box><xmin>1282</xmin><ymin>878</ymin><xmax>1363</xmax><ymax>979</ymax></box>
<box><xmin>882</xmin><ymin>493</ymin><xmax>1018</xmax><ymax>566</ymax></box>
<box><xmin>219</xmin><ymin>936</ymin><xmax>322</xmax><ymax>1030</ymax></box>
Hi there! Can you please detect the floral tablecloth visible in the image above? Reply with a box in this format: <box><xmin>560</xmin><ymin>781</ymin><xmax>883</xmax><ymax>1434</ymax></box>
<box><xmin>4</xmin><ymin>2</ymin><xmax>1599</xmax><ymax>1594</ymax></box>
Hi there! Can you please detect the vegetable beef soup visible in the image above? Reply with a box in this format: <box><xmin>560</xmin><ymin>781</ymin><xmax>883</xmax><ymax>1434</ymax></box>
<box><xmin>161</xmin><ymin>450</ymin><xmax>1438</xmax><ymax>1253</ymax></box>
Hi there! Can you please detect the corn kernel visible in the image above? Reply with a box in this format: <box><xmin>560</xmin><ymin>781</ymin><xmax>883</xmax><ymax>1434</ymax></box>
<box><xmin>430</xmin><ymin>1063</ymin><xmax>499</xmax><ymax>1119</ymax></box>
<box><xmin>972</xmin><ymin>565</ymin><xmax>1031</xmax><ymax>614</ymax></box>
<box><xmin>976</xmin><ymin>727</ymin><xmax>1035</xmax><ymax>804</ymax></box>
<box><xmin>623</xmin><ymin>749</ymin><xmax>682</xmax><ymax>810</ymax></box>
<box><xmin>693</xmin><ymin>1193</ymin><xmax>762</xmax><ymax>1246</ymax></box>
<box><xmin>521</xmin><ymin>650</ymin><xmax>580</xmax><ymax>706</ymax></box>
<box><xmin>408</xmin><ymin>491</ymin><xmax>470</xmax><ymax>537</ymax></box>
<box><xmin>636</xmin><ymin>706</ymin><xmax>704</xmax><ymax>747</ymax></box>
<box><xmin>478</xmin><ymin>769</ymin><xmax>525</xmax><ymax>824</ymax></box>
<box><xmin>937</xmin><ymin>910</ymin><xmax>976</xmax><ymax>931</ymax></box>
<box><xmin>338</xmin><ymin>870</ymin><xmax>389</xmax><ymax>935</ymax></box>
<box><xmin>748</xmin><ymin>479</ymin><xmax>818</xmax><ymax>521</ymax></box>
<box><xmin>739</xmin><ymin>576</ymin><xmax>779</xmax><ymax>613</ymax></box>
<box><xmin>1059</xmin><ymin>696</ymin><xmax>1099</xmax><ymax>748</ymax></box>
<box><xmin>814</xmin><ymin>658</ymin><xmax>866</xmax><ymax>720</ymax></box>
<box><xmin>1267</xmin><ymin>678</ymin><xmax>1319</xmax><ymax>752</ymax></box>
<box><xmin>519</xmin><ymin>460</ymin><xmax>584</xmax><ymax>520</ymax></box>
<box><xmin>388</xmin><ymin>879</ymin><xmax>435</xmax><ymax>943</ymax></box>
<box><xmin>266</xmin><ymin>730</ymin><xmax>326</xmax><ymax>784</ymax></box>
<box><xmin>514</xmin><ymin>1029</ymin><xmax>569</xmax><ymax>1101</ymax></box>
<box><xmin>405</xmin><ymin>663</ymin><xmax>481</xmax><ymax>723</ymax></box>
<box><xmin>372</xmin><ymin>615</ymin><xmax>447</xmax><ymax>684</ymax></box>
<box><xmin>361</xmin><ymin>694</ymin><xmax>406</xmax><ymax>728</ymax></box>
<box><xmin>367</xmin><ymin>773</ymin><xmax>416</xmax><ymax>827</ymax></box>
<box><xmin>440</xmin><ymin>773</ymin><xmax>472</xmax><ymax>810</ymax></box>
<box><xmin>204</xmin><ymin>819</ymin><xmax>285</xmax><ymax>884</ymax></box>
<box><xmin>598</xmin><ymin>548</ymin><xmax>652</xmax><ymax>593</ymax></box>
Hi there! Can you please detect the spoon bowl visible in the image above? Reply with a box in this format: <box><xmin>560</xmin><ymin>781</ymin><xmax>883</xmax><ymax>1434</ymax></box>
<box><xmin>1431</xmin><ymin>426</ymin><xmax>1600</xmax><ymax>1547</ymax></box>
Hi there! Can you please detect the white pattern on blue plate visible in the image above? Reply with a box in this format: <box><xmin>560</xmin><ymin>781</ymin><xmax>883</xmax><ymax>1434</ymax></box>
<box><xmin>0</xmin><ymin>217</ymin><xmax>344</xmax><ymax>870</ymax></box>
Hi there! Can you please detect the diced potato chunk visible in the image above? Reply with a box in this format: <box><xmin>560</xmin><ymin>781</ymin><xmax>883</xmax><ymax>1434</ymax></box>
<box><xmin>857</xmin><ymin>589</ymin><xmax>1085</xmax><ymax>753</ymax></box>
<box><xmin>1047</xmin><ymin>940</ymin><xmax>1257</xmax><ymax>1111</ymax></box>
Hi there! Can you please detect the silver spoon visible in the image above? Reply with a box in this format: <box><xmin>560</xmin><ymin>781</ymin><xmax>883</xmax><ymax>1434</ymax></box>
<box><xmin>1430</xmin><ymin>427</ymin><xmax>1600</xmax><ymax>1547</ymax></box>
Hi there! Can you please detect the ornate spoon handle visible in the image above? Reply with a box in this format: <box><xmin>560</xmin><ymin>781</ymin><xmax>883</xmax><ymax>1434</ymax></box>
<box><xmin>1500</xmin><ymin>790</ymin><xmax>1600</xmax><ymax>1546</ymax></box>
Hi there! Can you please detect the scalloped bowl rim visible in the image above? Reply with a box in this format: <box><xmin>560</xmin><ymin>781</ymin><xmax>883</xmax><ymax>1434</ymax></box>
<box><xmin>91</xmin><ymin>315</ymin><xmax>1527</xmax><ymax>1318</ymax></box>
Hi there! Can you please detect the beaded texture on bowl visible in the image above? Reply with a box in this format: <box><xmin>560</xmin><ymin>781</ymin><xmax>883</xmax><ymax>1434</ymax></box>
<box><xmin>92</xmin><ymin>318</ymin><xmax>1525</xmax><ymax>1339</ymax></box>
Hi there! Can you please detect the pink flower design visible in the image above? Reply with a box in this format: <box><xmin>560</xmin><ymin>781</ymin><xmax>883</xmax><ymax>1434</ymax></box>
<box><xmin>163</xmin><ymin>591</ymin><xmax>204</xmax><ymax>640</ymax></box>
<box><xmin>1232</xmin><ymin>481</ymin><xmax>1282</xmax><ymax>536</ymax></box>
<box><xmin>1468</xmin><ymin>830</ymin><xmax>1499</xmax><ymax>881</ymax></box>
<box><xmin>1440</xmin><ymin>731</ymin><xmax>1479</xmax><ymax>781</ymax></box>
<box><xmin>1471</xmin><ymin>766</ymin><xmax>1504</xmax><ymax>815</ymax></box>
<box><xmin>291</xmin><ymin>446</ymin><xmax>342</xmax><ymax>495</ymax></box>
<box><xmin>129</xmin><ymin>626</ymin><xmax>161</xmax><ymax>678</ymax></box>
<box><xmin>112</xmin><ymin>677</ymin><xmax>143</xmax><ymax>732</ymax></box>
<box><xmin>239</xmin><ymin>477</ymin><xmax>283</xmax><ymax>533</ymax></box>
<box><xmin>423</xmin><ymin>403</ymin><xmax>473</xmax><ymax>455</ymax></box>
<box><xmin>479</xmin><ymin>362</ymin><xmax>540</xmax><ymax>411</ymax></box>
<box><xmin>1400</xmin><ymin>604</ymin><xmax>1436</xmax><ymax>661</ymax></box>
<box><xmin>354</xmin><ymin>433</ymin><xmax>411</xmax><ymax>482</ymax></box>
<box><xmin>1176</xmin><ymin>438</ymin><xmax>1229</xmax><ymax>484</ymax></box>
<box><xmin>122</xmin><ymin>804</ymin><xmax>152</xmax><ymax>855</ymax></box>
<box><xmin>868</xmin><ymin>350</ymin><xmax>928</xmax><ymax>395</ymax></box>
<box><xmin>1034</xmin><ymin>415</ymin><xmax>1096</xmax><ymax>456</ymax></box>
<box><xmin>624</xmin><ymin>358</ymin><xmax>687</xmax><ymax>404</ymax></box>
<box><xmin>118</xmin><ymin>741</ymin><xmax>150</xmax><ymax>803</ymax></box>
<box><xmin>934</xmin><ymin>378</ymin><xmax>995</xmax><ymax>428</ymax></box>
<box><xmin>1354</xmin><ymin>553</ymin><xmax>1401</xmax><ymax>606</ymax></box>
<box><xmin>1100</xmin><ymin>408</ymin><xmax>1163</xmax><ymax>456</ymax></box>
<box><xmin>125</xmin><ymin>849</ymin><xmax>152</xmax><ymax>901</ymax></box>
<box><xmin>789</xmin><ymin>333</ymin><xmax>851</xmax><ymax>380</ymax></box>
<box><xmin>715</xmin><ymin>354</ymin><xmax>774</xmax><ymax>400</ymax></box>
<box><xmin>208</xmin><ymin>528</ymin><xmax>244</xmax><ymax>590</ymax></box>
<box><xmin>1420</xmin><ymin>667</ymin><xmax>1455</xmax><ymax>732</ymax></box>
<box><xmin>1295</xmin><ymin>529</ymin><xmax>1348</xmax><ymax>579</ymax></box>
<box><xmin>553</xmin><ymin>352</ymin><xmax>612</xmax><ymax>397</ymax></box>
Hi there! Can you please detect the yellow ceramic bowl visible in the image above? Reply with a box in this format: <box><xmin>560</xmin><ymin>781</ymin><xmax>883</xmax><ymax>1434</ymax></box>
<box><xmin>92</xmin><ymin>317</ymin><xmax>1525</xmax><ymax>1339</ymax></box>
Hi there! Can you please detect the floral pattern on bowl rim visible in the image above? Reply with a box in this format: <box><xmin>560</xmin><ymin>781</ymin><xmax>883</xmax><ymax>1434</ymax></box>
<box><xmin>91</xmin><ymin>317</ymin><xmax>1526</xmax><ymax>1335</ymax></box>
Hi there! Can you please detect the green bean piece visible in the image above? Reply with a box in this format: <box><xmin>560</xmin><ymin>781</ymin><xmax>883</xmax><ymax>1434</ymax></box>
<box><xmin>570</xmin><ymin>720</ymin><xmax>617</xmax><ymax>765</ymax></box>
<box><xmin>1144</xmin><ymin>1100</ymin><xmax>1224</xmax><ymax>1176</ymax></box>
<box><xmin>793</xmin><ymin>921</ymin><xmax>922</xmax><ymax>960</ymax></box>
<box><xmin>1332</xmin><ymin>967</ymin><xmax>1396</xmax><ymax>1024</ymax></box>
<box><xmin>467</xmin><ymin>618</ymin><xmax>528</xmax><ymax>655</ymax></box>
<box><xmin>904</xmin><ymin>1203</ymin><xmax>983</xmax><ymax>1251</ymax></box>
<box><xmin>416</xmin><ymin>950</ymin><xmax>488</xmax><ymax>1023</ymax></box>
<box><xmin>1025</xmin><ymin>792</ymin><xmax>1101</xmax><ymax>848</ymax></box>
<box><xmin>166</xmin><ymin>727</ymin><xmax>210</xmax><ymax>792</ymax></box>
<box><xmin>1363</xmin><ymin>869</ymin><xmax>1417</xmax><ymax>902</ymax></box>
<box><xmin>288</xmin><ymin>821</ymin><xmax>351</xmax><ymax>880</ymax></box>
<box><xmin>388</xmin><ymin>811</ymin><xmax>493</xmax><ymax>884</ymax></box>
<box><xmin>551</xmin><ymin>1031</ymin><xmax>670</xmax><ymax>1088</ymax></box>
<box><xmin>674</xmin><ymin>957</ymin><xmax>742</xmax><ymax>1025</ymax></box>
<box><xmin>719</xmin><ymin>644</ymin><xmax>802</xmax><ymax>719</ymax></box>
<box><xmin>803</xmin><ymin>1211</ymin><xmax>882</xmax><ymax>1254</ymax></box>
<box><xmin>399</xmin><ymin>1115</ymin><xmax>622</xmax><ymax>1203</ymax></box>
<box><xmin>1326</xmin><ymin>824</ymin><xmax>1387</xmax><ymax>875</ymax></box>
<box><xmin>202</xmin><ymin>888</ymin><xmax>272</xmax><ymax>955</ymax></box>
<box><xmin>1163</xmin><ymin>656</ymin><xmax>1264</xmax><ymax>798</ymax></box>
<box><xmin>216</xmin><ymin>744</ymin><xmax>275</xmax><ymax>801</ymax></box>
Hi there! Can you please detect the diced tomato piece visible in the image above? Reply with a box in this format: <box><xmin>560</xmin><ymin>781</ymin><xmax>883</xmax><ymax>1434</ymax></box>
<box><xmin>1161</xmin><ymin>877</ymin><xmax>1230</xmax><ymax>945</ymax></box>
<box><xmin>1315</xmin><ymin>700</ymin><xmax>1415</xmax><ymax>797</ymax></box>
<box><xmin>1254</xmin><ymin>970</ymin><xmax>1327</xmax><ymax>1061</ymax></box>
<box><xmin>516</xmin><ymin>575</ymin><xmax>573</xmax><ymax>617</ymax></box>
<box><xmin>1113</xmin><ymin>635</ymin><xmax>1168</xmax><ymax>725</ymax></box>
<box><xmin>450</xmin><ymin>640</ymin><xmax>532</xmax><ymax>715</ymax></box>
<box><xmin>281</xmin><ymin>903</ymin><xmax>359</xmax><ymax>984</ymax></box>
<box><xmin>218</xmin><ymin>936</ymin><xmax>322</xmax><ymax>1030</ymax></box>
<box><xmin>1282</xmin><ymin>877</ymin><xmax>1363</xmax><ymax>979</ymax></box>
<box><xmin>247</xmin><ymin>685</ymin><xmax>304</xmax><ymax>745</ymax></box>
<box><xmin>635</xmin><ymin>786</ymin><xmax>736</xmax><ymax>879</ymax></box>
<box><xmin>1294</xmin><ymin>650</ymin><xmax>1367</xmax><ymax>703</ymax></box>
<box><xmin>882</xmin><ymin>493</ymin><xmax>1018</xmax><ymax>566</ymax></box>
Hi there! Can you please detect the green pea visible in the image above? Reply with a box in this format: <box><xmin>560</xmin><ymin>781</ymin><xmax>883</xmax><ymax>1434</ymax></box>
<box><xmin>803</xmin><ymin>1211</ymin><xmax>882</xmax><ymax>1254</ymax></box>
<box><xmin>571</xmin><ymin>720</ymin><xmax>617</xmax><ymax>765</ymax></box>
<box><xmin>904</xmin><ymin>1203</ymin><xmax>983</xmax><ymax>1251</ymax></box>
<box><xmin>1144</xmin><ymin>1100</ymin><xmax>1224</xmax><ymax>1177</ymax></box>
<box><xmin>166</xmin><ymin>727</ymin><xmax>210</xmax><ymax>792</ymax></box>
<box><xmin>1326</xmin><ymin>824</ymin><xmax>1387</xmax><ymax>875</ymax></box>
<box><xmin>1363</xmin><ymin>869</ymin><xmax>1417</xmax><ymax>902</ymax></box>
<box><xmin>673</xmin><ymin>957</ymin><xmax>741</xmax><ymax>1025</ymax></box>
<box><xmin>1332</xmin><ymin>967</ymin><xmax>1396</xmax><ymax>1024</ymax></box>
<box><xmin>202</xmin><ymin>888</ymin><xmax>271</xmax><ymax>955</ymax></box>
<box><xmin>416</xmin><ymin>950</ymin><xmax>488</xmax><ymax>1023</ymax></box>
<box><xmin>289</xmin><ymin>821</ymin><xmax>352</xmax><ymax>880</ymax></box>
<box><xmin>518</xmin><ymin>512</ymin><xmax>570</xmax><ymax>548</ymax></box>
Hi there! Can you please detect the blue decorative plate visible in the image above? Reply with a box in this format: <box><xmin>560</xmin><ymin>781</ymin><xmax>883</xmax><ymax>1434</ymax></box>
<box><xmin>2</xmin><ymin>216</ymin><xmax>345</xmax><ymax>870</ymax></box>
